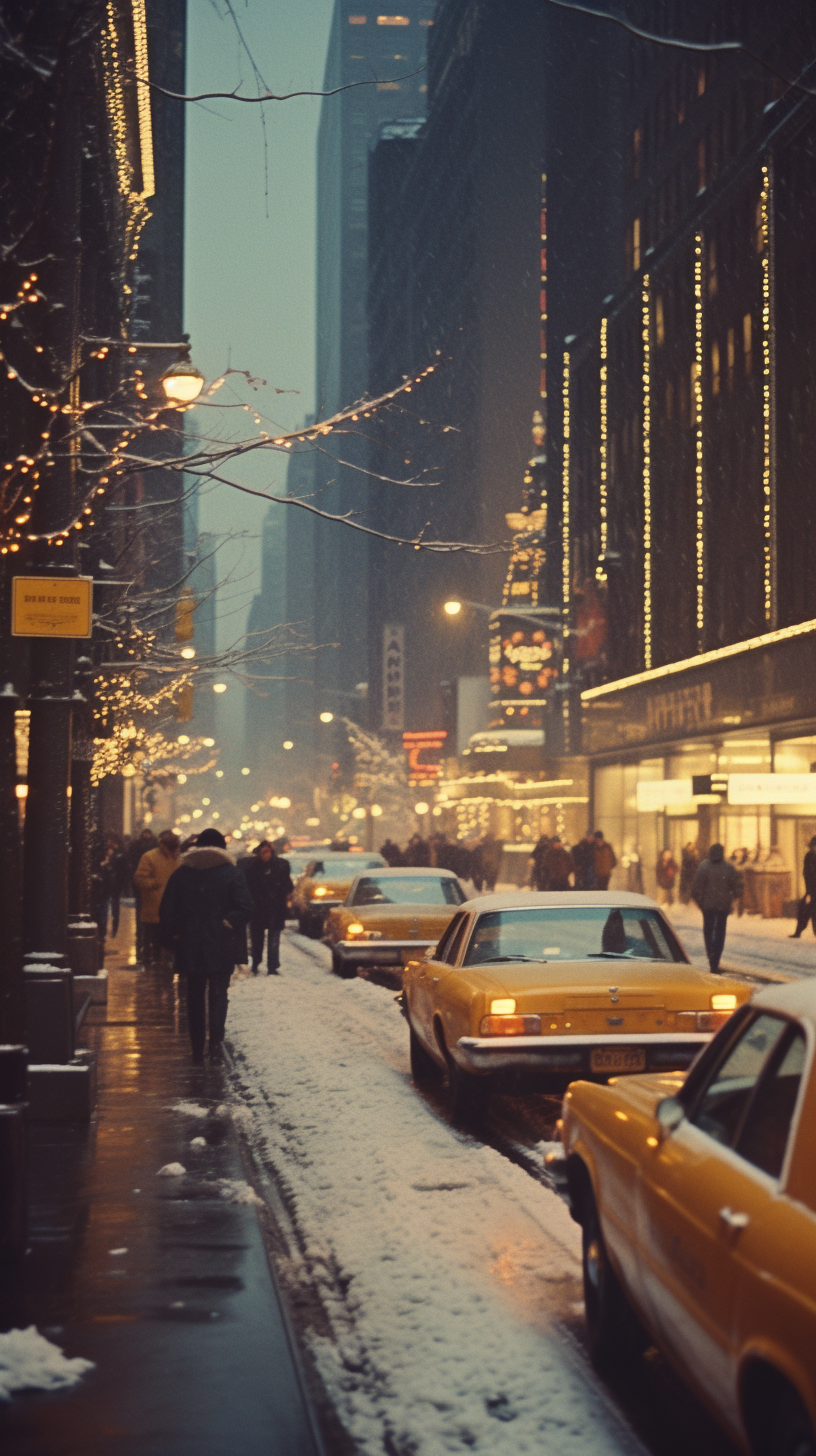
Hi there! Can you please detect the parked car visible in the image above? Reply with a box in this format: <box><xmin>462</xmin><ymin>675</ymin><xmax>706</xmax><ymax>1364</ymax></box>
<box><xmin>293</xmin><ymin>853</ymin><xmax>386</xmax><ymax>938</ymax></box>
<box><xmin>325</xmin><ymin>868</ymin><xmax>466</xmax><ymax>978</ymax></box>
<box><xmin>560</xmin><ymin>978</ymin><xmax>816</xmax><ymax>1456</ymax></box>
<box><xmin>401</xmin><ymin>891</ymin><xmax>752</xmax><ymax>1120</ymax></box>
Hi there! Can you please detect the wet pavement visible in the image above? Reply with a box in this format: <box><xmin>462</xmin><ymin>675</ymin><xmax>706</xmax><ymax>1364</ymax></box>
<box><xmin>1</xmin><ymin>908</ymin><xmax>321</xmax><ymax>1456</ymax></box>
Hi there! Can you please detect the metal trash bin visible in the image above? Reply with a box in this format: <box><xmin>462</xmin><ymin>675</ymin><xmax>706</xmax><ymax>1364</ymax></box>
<box><xmin>744</xmin><ymin>865</ymin><xmax>791</xmax><ymax>919</ymax></box>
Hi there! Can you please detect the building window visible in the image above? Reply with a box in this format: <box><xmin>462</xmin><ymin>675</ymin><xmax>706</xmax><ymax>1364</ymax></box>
<box><xmin>655</xmin><ymin>294</ymin><xmax>665</xmax><ymax>346</ymax></box>
<box><xmin>743</xmin><ymin>312</ymin><xmax>753</xmax><ymax>375</ymax></box>
<box><xmin>707</xmin><ymin>237</ymin><xmax>717</xmax><ymax>298</ymax></box>
<box><xmin>727</xmin><ymin>326</ymin><xmax>735</xmax><ymax>389</ymax></box>
<box><xmin>697</xmin><ymin>137</ymin><xmax>707</xmax><ymax>193</ymax></box>
<box><xmin>377</xmin><ymin>14</ymin><xmax>410</xmax><ymax>23</ymax></box>
<box><xmin>711</xmin><ymin>339</ymin><xmax>721</xmax><ymax>396</ymax></box>
<box><xmin>632</xmin><ymin>216</ymin><xmax>641</xmax><ymax>271</ymax></box>
<box><xmin>348</xmin><ymin>14</ymin><xmax>367</xmax><ymax>22</ymax></box>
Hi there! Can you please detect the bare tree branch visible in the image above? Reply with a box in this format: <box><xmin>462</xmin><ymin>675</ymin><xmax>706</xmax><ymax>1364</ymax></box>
<box><xmin>130</xmin><ymin>67</ymin><xmax>426</xmax><ymax>105</ymax></box>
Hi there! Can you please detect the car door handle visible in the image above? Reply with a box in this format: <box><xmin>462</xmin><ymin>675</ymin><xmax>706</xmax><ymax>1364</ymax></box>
<box><xmin>719</xmin><ymin>1206</ymin><xmax>750</xmax><ymax>1231</ymax></box>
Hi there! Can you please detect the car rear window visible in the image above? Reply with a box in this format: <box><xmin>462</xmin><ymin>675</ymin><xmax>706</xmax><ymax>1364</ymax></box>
<box><xmin>309</xmin><ymin>856</ymin><xmax>383</xmax><ymax>879</ymax></box>
<box><xmin>351</xmin><ymin>876</ymin><xmax>465</xmax><ymax>907</ymax></box>
<box><xmin>462</xmin><ymin>905</ymin><xmax>684</xmax><ymax>965</ymax></box>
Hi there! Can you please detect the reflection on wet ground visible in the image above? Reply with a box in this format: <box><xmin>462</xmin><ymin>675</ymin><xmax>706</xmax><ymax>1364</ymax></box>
<box><xmin>1</xmin><ymin>908</ymin><xmax>318</xmax><ymax>1456</ymax></box>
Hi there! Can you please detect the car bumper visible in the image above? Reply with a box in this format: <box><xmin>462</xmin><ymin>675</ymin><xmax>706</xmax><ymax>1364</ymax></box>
<box><xmin>454</xmin><ymin>1030</ymin><xmax>711</xmax><ymax>1075</ymax></box>
<box><xmin>334</xmin><ymin>939</ymin><xmax>436</xmax><ymax>967</ymax></box>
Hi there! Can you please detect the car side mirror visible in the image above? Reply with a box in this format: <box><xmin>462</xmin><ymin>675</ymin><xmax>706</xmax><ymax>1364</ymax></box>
<box><xmin>655</xmin><ymin>1095</ymin><xmax>685</xmax><ymax>1138</ymax></box>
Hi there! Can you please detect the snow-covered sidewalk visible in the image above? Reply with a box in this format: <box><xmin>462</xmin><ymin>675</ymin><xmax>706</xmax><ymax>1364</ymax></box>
<box><xmin>226</xmin><ymin>935</ymin><xmax>645</xmax><ymax>1456</ymax></box>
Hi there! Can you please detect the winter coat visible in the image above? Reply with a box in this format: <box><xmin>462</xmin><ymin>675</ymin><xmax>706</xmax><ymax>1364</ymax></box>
<box><xmin>571</xmin><ymin>838</ymin><xmax>596</xmax><ymax>890</ymax></box>
<box><xmin>127</xmin><ymin>833</ymin><xmax>157</xmax><ymax>891</ymax></box>
<box><xmin>159</xmin><ymin>846</ymin><xmax>253</xmax><ymax>979</ymax></box>
<box><xmin>133</xmin><ymin>845</ymin><xmax>179</xmax><ymax>923</ymax></box>
<box><xmin>656</xmin><ymin>854</ymin><xmax>678</xmax><ymax>889</ymax></box>
<box><xmin>804</xmin><ymin>849</ymin><xmax>816</xmax><ymax>899</ymax></box>
<box><xmin>593</xmin><ymin>839</ymin><xmax>617</xmax><ymax>881</ymax></box>
<box><xmin>543</xmin><ymin>843</ymin><xmax>574</xmax><ymax>889</ymax></box>
<box><xmin>691</xmin><ymin>849</ymin><xmax>743</xmax><ymax>914</ymax></box>
<box><xmin>243</xmin><ymin>853</ymin><xmax>293</xmax><ymax>926</ymax></box>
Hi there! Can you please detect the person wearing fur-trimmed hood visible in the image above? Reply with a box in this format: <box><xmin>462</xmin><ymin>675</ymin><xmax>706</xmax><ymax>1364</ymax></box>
<box><xmin>159</xmin><ymin>828</ymin><xmax>253</xmax><ymax>1063</ymax></box>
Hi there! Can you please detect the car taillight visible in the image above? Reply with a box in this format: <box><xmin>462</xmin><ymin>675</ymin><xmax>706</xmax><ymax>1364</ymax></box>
<box><xmin>677</xmin><ymin>1010</ymin><xmax>732</xmax><ymax>1033</ymax></box>
<box><xmin>479</xmin><ymin>1014</ymin><xmax>542</xmax><ymax>1037</ymax></box>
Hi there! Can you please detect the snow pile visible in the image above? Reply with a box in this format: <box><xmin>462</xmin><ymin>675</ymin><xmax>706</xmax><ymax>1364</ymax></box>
<box><xmin>227</xmin><ymin>936</ymin><xmax>639</xmax><ymax>1456</ymax></box>
<box><xmin>169</xmin><ymin>1100</ymin><xmax>210</xmax><ymax>1118</ymax></box>
<box><xmin>190</xmin><ymin>1135</ymin><xmax>207</xmax><ymax>1148</ymax></box>
<box><xmin>217</xmin><ymin>1178</ymin><xmax>263</xmax><ymax>1207</ymax></box>
<box><xmin>0</xmin><ymin>1327</ymin><xmax>94</xmax><ymax>1401</ymax></box>
<box><xmin>156</xmin><ymin>1162</ymin><xmax>186</xmax><ymax>1177</ymax></box>
<box><xmin>667</xmin><ymin>904</ymin><xmax>816</xmax><ymax>981</ymax></box>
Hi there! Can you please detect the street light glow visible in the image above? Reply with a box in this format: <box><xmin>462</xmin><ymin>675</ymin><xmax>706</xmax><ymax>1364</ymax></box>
<box><xmin>414</xmin><ymin>801</ymin><xmax>429</xmax><ymax>814</ymax></box>
<box><xmin>444</xmin><ymin>600</ymin><xmax>462</xmax><ymax>615</ymax></box>
<box><xmin>283</xmin><ymin>740</ymin><xmax>294</xmax><ymax>749</ymax></box>
<box><xmin>203</xmin><ymin>737</ymin><xmax>215</xmax><ymax>747</ymax></box>
<box><xmin>370</xmin><ymin>804</ymin><xmax>383</xmax><ymax>817</ymax></box>
<box><xmin>213</xmin><ymin>682</ymin><xmax>227</xmax><ymax>693</ymax></box>
<box><xmin>241</xmin><ymin>766</ymin><xmax>250</xmax><ymax>775</ymax></box>
<box><xmin>180</xmin><ymin>646</ymin><xmax>196</xmax><ymax>659</ymax></box>
<box><xmin>352</xmin><ymin>807</ymin><xmax>366</xmax><ymax>819</ymax></box>
<box><xmin>305</xmin><ymin>816</ymin><xmax>320</xmax><ymax>827</ymax></box>
<box><xmin>319</xmin><ymin>711</ymin><xmax>334</xmax><ymax>723</ymax></box>
<box><xmin>160</xmin><ymin>360</ymin><xmax>205</xmax><ymax>404</ymax></box>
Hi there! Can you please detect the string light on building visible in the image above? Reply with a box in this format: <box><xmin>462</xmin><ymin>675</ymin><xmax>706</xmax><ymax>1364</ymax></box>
<box><xmin>694</xmin><ymin>233</ymin><xmax>705</xmax><ymax>645</ymax></box>
<box><xmin>760</xmin><ymin>161</ymin><xmax>775</xmax><ymax>626</ymax></box>
<box><xmin>597</xmin><ymin>317</ymin><xmax>608</xmax><ymax>581</ymax></box>
<box><xmin>562</xmin><ymin>349</ymin><xmax>571</xmax><ymax>748</ymax></box>
<box><xmin>539</xmin><ymin>173</ymin><xmax>548</xmax><ymax>416</ymax></box>
<box><xmin>642</xmin><ymin>274</ymin><xmax>652</xmax><ymax>669</ymax></box>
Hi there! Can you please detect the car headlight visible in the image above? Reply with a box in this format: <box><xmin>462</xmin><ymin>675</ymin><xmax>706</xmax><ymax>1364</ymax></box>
<box><xmin>479</xmin><ymin>1014</ymin><xmax>541</xmax><ymax>1036</ymax></box>
<box><xmin>347</xmin><ymin>922</ymin><xmax>365</xmax><ymax>935</ymax></box>
<box><xmin>711</xmin><ymin>993</ymin><xmax>737</xmax><ymax>1011</ymax></box>
<box><xmin>313</xmin><ymin>887</ymin><xmax>328</xmax><ymax>897</ymax></box>
<box><xmin>677</xmin><ymin>1010</ymin><xmax>732</xmax><ymax>1032</ymax></box>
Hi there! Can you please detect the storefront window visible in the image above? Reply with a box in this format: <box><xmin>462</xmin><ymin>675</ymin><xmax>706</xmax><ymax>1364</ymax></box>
<box><xmin>773</xmin><ymin>735</ymin><xmax>816</xmax><ymax>897</ymax></box>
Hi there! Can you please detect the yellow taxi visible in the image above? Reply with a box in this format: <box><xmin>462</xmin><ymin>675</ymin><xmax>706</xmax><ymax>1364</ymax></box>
<box><xmin>560</xmin><ymin>978</ymin><xmax>816</xmax><ymax>1456</ymax></box>
<box><xmin>402</xmin><ymin>892</ymin><xmax>752</xmax><ymax>1120</ymax></box>
<box><xmin>293</xmin><ymin>852</ymin><xmax>386</xmax><ymax>938</ymax></box>
<box><xmin>325</xmin><ymin>868</ymin><xmax>466</xmax><ymax>978</ymax></box>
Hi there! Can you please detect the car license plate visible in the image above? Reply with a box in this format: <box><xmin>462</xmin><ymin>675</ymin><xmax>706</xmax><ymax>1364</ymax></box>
<box><xmin>590</xmin><ymin>1046</ymin><xmax>646</xmax><ymax>1074</ymax></box>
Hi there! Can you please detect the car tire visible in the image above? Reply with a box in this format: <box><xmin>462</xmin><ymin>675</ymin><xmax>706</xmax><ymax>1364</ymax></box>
<box><xmin>409</xmin><ymin>1023</ymin><xmax>442</xmax><ymax>1087</ymax></box>
<box><xmin>332</xmin><ymin>950</ymin><xmax>357</xmax><ymax>979</ymax></box>
<box><xmin>446</xmin><ymin>1051</ymin><xmax>491</xmax><ymax>1124</ymax></box>
<box><xmin>769</xmin><ymin>1390</ymin><xmax>816</xmax><ymax>1456</ymax></box>
<box><xmin>581</xmin><ymin>1187</ymin><xmax>648</xmax><ymax>1373</ymax></box>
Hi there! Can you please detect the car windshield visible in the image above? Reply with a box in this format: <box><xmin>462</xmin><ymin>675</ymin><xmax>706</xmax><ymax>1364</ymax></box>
<box><xmin>351</xmin><ymin>875</ymin><xmax>465</xmax><ymax>907</ymax></box>
<box><xmin>462</xmin><ymin>906</ymin><xmax>684</xmax><ymax>965</ymax></box>
<box><xmin>309</xmin><ymin>856</ymin><xmax>384</xmax><ymax>880</ymax></box>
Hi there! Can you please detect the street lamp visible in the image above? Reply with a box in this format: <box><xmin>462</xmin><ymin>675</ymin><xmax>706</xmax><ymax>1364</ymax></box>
<box><xmin>180</xmin><ymin>646</ymin><xmax>195</xmax><ymax>660</ymax></box>
<box><xmin>213</xmin><ymin>682</ymin><xmax>227</xmax><ymax>694</ymax></box>
<box><xmin>319</xmin><ymin>711</ymin><xmax>334</xmax><ymax>723</ymax></box>
<box><xmin>415</xmin><ymin>801</ymin><xmax>429</xmax><ymax>816</ymax></box>
<box><xmin>283</xmin><ymin>740</ymin><xmax>294</xmax><ymax>750</ymax></box>
<box><xmin>444</xmin><ymin>600</ymin><xmax>462</xmax><ymax>616</ymax></box>
<box><xmin>160</xmin><ymin>358</ymin><xmax>205</xmax><ymax>404</ymax></box>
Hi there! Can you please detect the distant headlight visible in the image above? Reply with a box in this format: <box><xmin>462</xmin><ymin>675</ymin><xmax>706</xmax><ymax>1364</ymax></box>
<box><xmin>490</xmin><ymin>998</ymin><xmax>516</xmax><ymax>1015</ymax></box>
<box><xmin>711</xmin><ymin>993</ymin><xmax>737</xmax><ymax>1011</ymax></box>
<box><xmin>313</xmin><ymin>887</ymin><xmax>328</xmax><ymax>897</ymax></box>
<box><xmin>347</xmin><ymin>923</ymin><xmax>365</xmax><ymax>935</ymax></box>
<box><xmin>479</xmin><ymin>1014</ymin><xmax>541</xmax><ymax>1036</ymax></box>
<box><xmin>677</xmin><ymin>1010</ymin><xmax>732</xmax><ymax>1032</ymax></box>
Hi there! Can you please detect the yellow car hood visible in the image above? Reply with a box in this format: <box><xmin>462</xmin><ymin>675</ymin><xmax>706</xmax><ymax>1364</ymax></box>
<box><xmin>340</xmin><ymin>903</ymin><xmax>457</xmax><ymax>939</ymax></box>
<box><xmin>305</xmin><ymin>876</ymin><xmax>355</xmax><ymax>901</ymax></box>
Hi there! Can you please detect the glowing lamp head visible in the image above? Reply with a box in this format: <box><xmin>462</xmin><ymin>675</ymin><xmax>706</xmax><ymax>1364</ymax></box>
<box><xmin>444</xmin><ymin>600</ymin><xmax>462</xmax><ymax>616</ymax></box>
<box><xmin>319</xmin><ymin>711</ymin><xmax>334</xmax><ymax>723</ymax></box>
<box><xmin>160</xmin><ymin>359</ymin><xmax>205</xmax><ymax>404</ymax></box>
<box><xmin>213</xmin><ymin>682</ymin><xmax>227</xmax><ymax>694</ymax></box>
<box><xmin>180</xmin><ymin>646</ymin><xmax>196</xmax><ymax>660</ymax></box>
<box><xmin>283</xmin><ymin>740</ymin><xmax>294</xmax><ymax>750</ymax></box>
<box><xmin>370</xmin><ymin>804</ymin><xmax>383</xmax><ymax>817</ymax></box>
<box><xmin>414</xmin><ymin>802</ymin><xmax>429</xmax><ymax>815</ymax></box>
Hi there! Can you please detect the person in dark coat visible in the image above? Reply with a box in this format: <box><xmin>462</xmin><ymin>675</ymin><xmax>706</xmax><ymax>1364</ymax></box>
<box><xmin>592</xmin><ymin>831</ymin><xmax>617</xmax><ymax>890</ymax></box>
<box><xmin>94</xmin><ymin>833</ymin><xmax>127</xmax><ymax>944</ymax></box>
<box><xmin>159</xmin><ymin>828</ymin><xmax>253</xmax><ymax>1063</ymax></box>
<box><xmin>478</xmin><ymin>833</ymin><xmax>504</xmax><ymax>892</ymax></box>
<box><xmin>531</xmin><ymin>834</ymin><xmax>552</xmax><ymax>891</ymax></box>
<box><xmin>379</xmin><ymin>838</ymin><xmax>405</xmax><ymax>867</ymax></box>
<box><xmin>571</xmin><ymin>832</ymin><xmax>596</xmax><ymax>891</ymax></box>
<box><xmin>691</xmin><ymin>843</ymin><xmax>743</xmax><ymax>972</ymax></box>
<box><xmin>543</xmin><ymin>838</ymin><xmax>574</xmax><ymax>892</ymax></box>
<box><xmin>790</xmin><ymin>835</ymin><xmax>816</xmax><ymax>938</ymax></box>
<box><xmin>679</xmin><ymin>842</ymin><xmax>700</xmax><ymax>905</ymax></box>
<box><xmin>126</xmin><ymin>827</ymin><xmax>157</xmax><ymax>958</ymax></box>
<box><xmin>243</xmin><ymin>839</ymin><xmax>293</xmax><ymax>975</ymax></box>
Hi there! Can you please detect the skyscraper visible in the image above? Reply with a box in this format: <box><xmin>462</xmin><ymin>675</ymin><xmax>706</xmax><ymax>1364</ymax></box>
<box><xmin>310</xmin><ymin>3</ymin><xmax>433</xmax><ymax>733</ymax></box>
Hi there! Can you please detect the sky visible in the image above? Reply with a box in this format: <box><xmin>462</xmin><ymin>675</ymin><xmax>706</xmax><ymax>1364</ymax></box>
<box><xmin>184</xmin><ymin>0</ymin><xmax>334</xmax><ymax>744</ymax></box>
<box><xmin>184</xmin><ymin>0</ymin><xmax>334</xmax><ymax>616</ymax></box>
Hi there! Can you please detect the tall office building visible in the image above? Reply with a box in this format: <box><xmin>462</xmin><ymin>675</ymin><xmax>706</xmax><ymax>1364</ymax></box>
<box><xmin>310</xmin><ymin>2</ymin><xmax>434</xmax><ymax>736</ymax></box>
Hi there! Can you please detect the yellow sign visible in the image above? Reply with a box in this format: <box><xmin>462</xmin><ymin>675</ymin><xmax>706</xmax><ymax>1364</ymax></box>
<box><xmin>12</xmin><ymin>576</ymin><xmax>93</xmax><ymax>638</ymax></box>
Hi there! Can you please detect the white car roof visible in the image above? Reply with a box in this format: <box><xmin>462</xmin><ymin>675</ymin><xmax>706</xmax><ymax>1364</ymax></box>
<box><xmin>752</xmin><ymin>978</ymin><xmax>816</xmax><ymax>1023</ymax></box>
<box><xmin>352</xmin><ymin>866</ymin><xmax>459</xmax><ymax>879</ymax></box>
<box><xmin>459</xmin><ymin>890</ymin><xmax>662</xmax><ymax>913</ymax></box>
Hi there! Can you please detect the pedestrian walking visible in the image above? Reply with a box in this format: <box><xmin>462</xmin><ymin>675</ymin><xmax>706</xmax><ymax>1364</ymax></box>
<box><xmin>94</xmin><ymin>833</ymin><xmax>127</xmax><ymax>943</ymax></box>
<box><xmin>478</xmin><ymin>833</ymin><xmax>504</xmax><ymax>892</ymax></box>
<box><xmin>531</xmin><ymin>834</ymin><xmax>552</xmax><ymax>891</ymax></box>
<box><xmin>133</xmin><ymin>830</ymin><xmax>180</xmax><ymax>965</ymax></box>
<box><xmin>655</xmin><ymin>848</ymin><xmax>678</xmax><ymax>906</ymax></box>
<box><xmin>405</xmin><ymin>834</ymin><xmax>431</xmax><ymax>866</ymax></box>
<box><xmin>679</xmin><ymin>841</ymin><xmax>700</xmax><ymax>905</ymax></box>
<box><xmin>790</xmin><ymin>835</ymin><xmax>816</xmax><ymax>938</ymax></box>
<box><xmin>379</xmin><ymin>838</ymin><xmax>405</xmax><ymax>867</ymax></box>
<box><xmin>243</xmin><ymin>839</ymin><xmax>293</xmax><ymax>974</ymax></box>
<box><xmin>592</xmin><ymin>830</ymin><xmax>617</xmax><ymax>890</ymax></box>
<box><xmin>691</xmin><ymin>843</ymin><xmax>743</xmax><ymax>972</ymax></box>
<box><xmin>543</xmin><ymin>838</ymin><xmax>574</xmax><ymax>892</ymax></box>
<box><xmin>126</xmin><ymin>827</ymin><xmax>157</xmax><ymax>958</ymax></box>
<box><xmin>571</xmin><ymin>831</ymin><xmax>597</xmax><ymax>890</ymax></box>
<box><xmin>159</xmin><ymin>828</ymin><xmax>253</xmax><ymax>1063</ymax></box>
